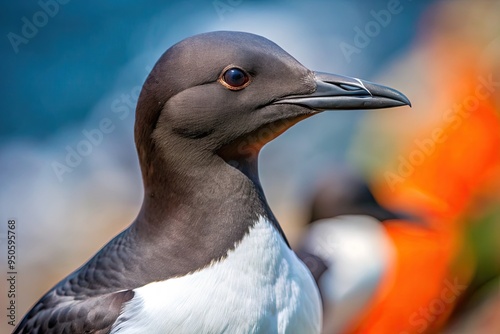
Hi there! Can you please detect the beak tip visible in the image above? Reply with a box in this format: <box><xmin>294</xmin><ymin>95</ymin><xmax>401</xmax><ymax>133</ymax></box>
<box><xmin>400</xmin><ymin>96</ymin><xmax>412</xmax><ymax>108</ymax></box>
<box><xmin>403</xmin><ymin>96</ymin><xmax>412</xmax><ymax>108</ymax></box>
<box><xmin>398</xmin><ymin>91</ymin><xmax>412</xmax><ymax>107</ymax></box>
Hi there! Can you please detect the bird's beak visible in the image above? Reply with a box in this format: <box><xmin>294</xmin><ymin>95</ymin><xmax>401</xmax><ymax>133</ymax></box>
<box><xmin>275</xmin><ymin>71</ymin><xmax>411</xmax><ymax>110</ymax></box>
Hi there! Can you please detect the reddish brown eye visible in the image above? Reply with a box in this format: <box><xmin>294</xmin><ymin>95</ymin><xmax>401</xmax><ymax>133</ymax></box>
<box><xmin>220</xmin><ymin>67</ymin><xmax>250</xmax><ymax>90</ymax></box>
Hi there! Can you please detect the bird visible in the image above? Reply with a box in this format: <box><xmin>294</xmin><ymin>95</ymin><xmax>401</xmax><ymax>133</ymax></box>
<box><xmin>14</xmin><ymin>31</ymin><xmax>410</xmax><ymax>334</ymax></box>
<box><xmin>296</xmin><ymin>168</ymin><xmax>408</xmax><ymax>333</ymax></box>
<box><xmin>297</xmin><ymin>168</ymin><xmax>462</xmax><ymax>334</ymax></box>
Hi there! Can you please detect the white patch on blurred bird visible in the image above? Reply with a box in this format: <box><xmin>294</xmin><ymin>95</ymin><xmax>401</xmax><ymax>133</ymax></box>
<box><xmin>301</xmin><ymin>215</ymin><xmax>396</xmax><ymax>333</ymax></box>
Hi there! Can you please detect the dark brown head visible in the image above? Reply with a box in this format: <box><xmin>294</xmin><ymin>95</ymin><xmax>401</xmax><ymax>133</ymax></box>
<box><xmin>134</xmin><ymin>31</ymin><xmax>410</xmax><ymax>188</ymax></box>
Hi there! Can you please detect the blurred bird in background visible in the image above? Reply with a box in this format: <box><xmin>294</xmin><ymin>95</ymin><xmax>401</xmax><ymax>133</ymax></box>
<box><xmin>297</xmin><ymin>166</ymin><xmax>403</xmax><ymax>333</ymax></box>
<box><xmin>299</xmin><ymin>165</ymin><xmax>459</xmax><ymax>334</ymax></box>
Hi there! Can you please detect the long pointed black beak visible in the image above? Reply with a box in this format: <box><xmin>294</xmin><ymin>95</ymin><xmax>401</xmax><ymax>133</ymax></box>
<box><xmin>275</xmin><ymin>72</ymin><xmax>411</xmax><ymax>110</ymax></box>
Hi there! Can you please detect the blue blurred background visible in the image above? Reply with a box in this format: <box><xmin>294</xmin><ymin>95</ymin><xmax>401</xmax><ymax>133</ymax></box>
<box><xmin>2</xmin><ymin>0</ymin><xmax>500</xmax><ymax>333</ymax></box>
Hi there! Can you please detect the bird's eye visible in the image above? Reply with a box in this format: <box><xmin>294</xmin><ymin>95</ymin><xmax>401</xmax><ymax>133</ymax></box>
<box><xmin>219</xmin><ymin>67</ymin><xmax>250</xmax><ymax>90</ymax></box>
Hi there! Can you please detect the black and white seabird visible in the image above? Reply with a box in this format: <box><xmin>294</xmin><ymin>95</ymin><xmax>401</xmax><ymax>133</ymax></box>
<box><xmin>15</xmin><ymin>31</ymin><xmax>410</xmax><ymax>334</ymax></box>
<box><xmin>297</xmin><ymin>168</ymin><xmax>406</xmax><ymax>333</ymax></box>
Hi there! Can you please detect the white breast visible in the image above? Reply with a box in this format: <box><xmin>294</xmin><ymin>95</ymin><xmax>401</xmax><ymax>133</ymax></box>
<box><xmin>111</xmin><ymin>216</ymin><xmax>322</xmax><ymax>334</ymax></box>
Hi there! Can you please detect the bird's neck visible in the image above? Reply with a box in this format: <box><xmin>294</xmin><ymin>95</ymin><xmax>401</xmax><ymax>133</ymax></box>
<box><xmin>134</xmin><ymin>147</ymin><xmax>288</xmax><ymax>256</ymax></box>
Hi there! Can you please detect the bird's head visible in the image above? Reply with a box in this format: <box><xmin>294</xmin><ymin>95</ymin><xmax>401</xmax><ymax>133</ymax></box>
<box><xmin>135</xmin><ymin>31</ymin><xmax>410</xmax><ymax>183</ymax></box>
